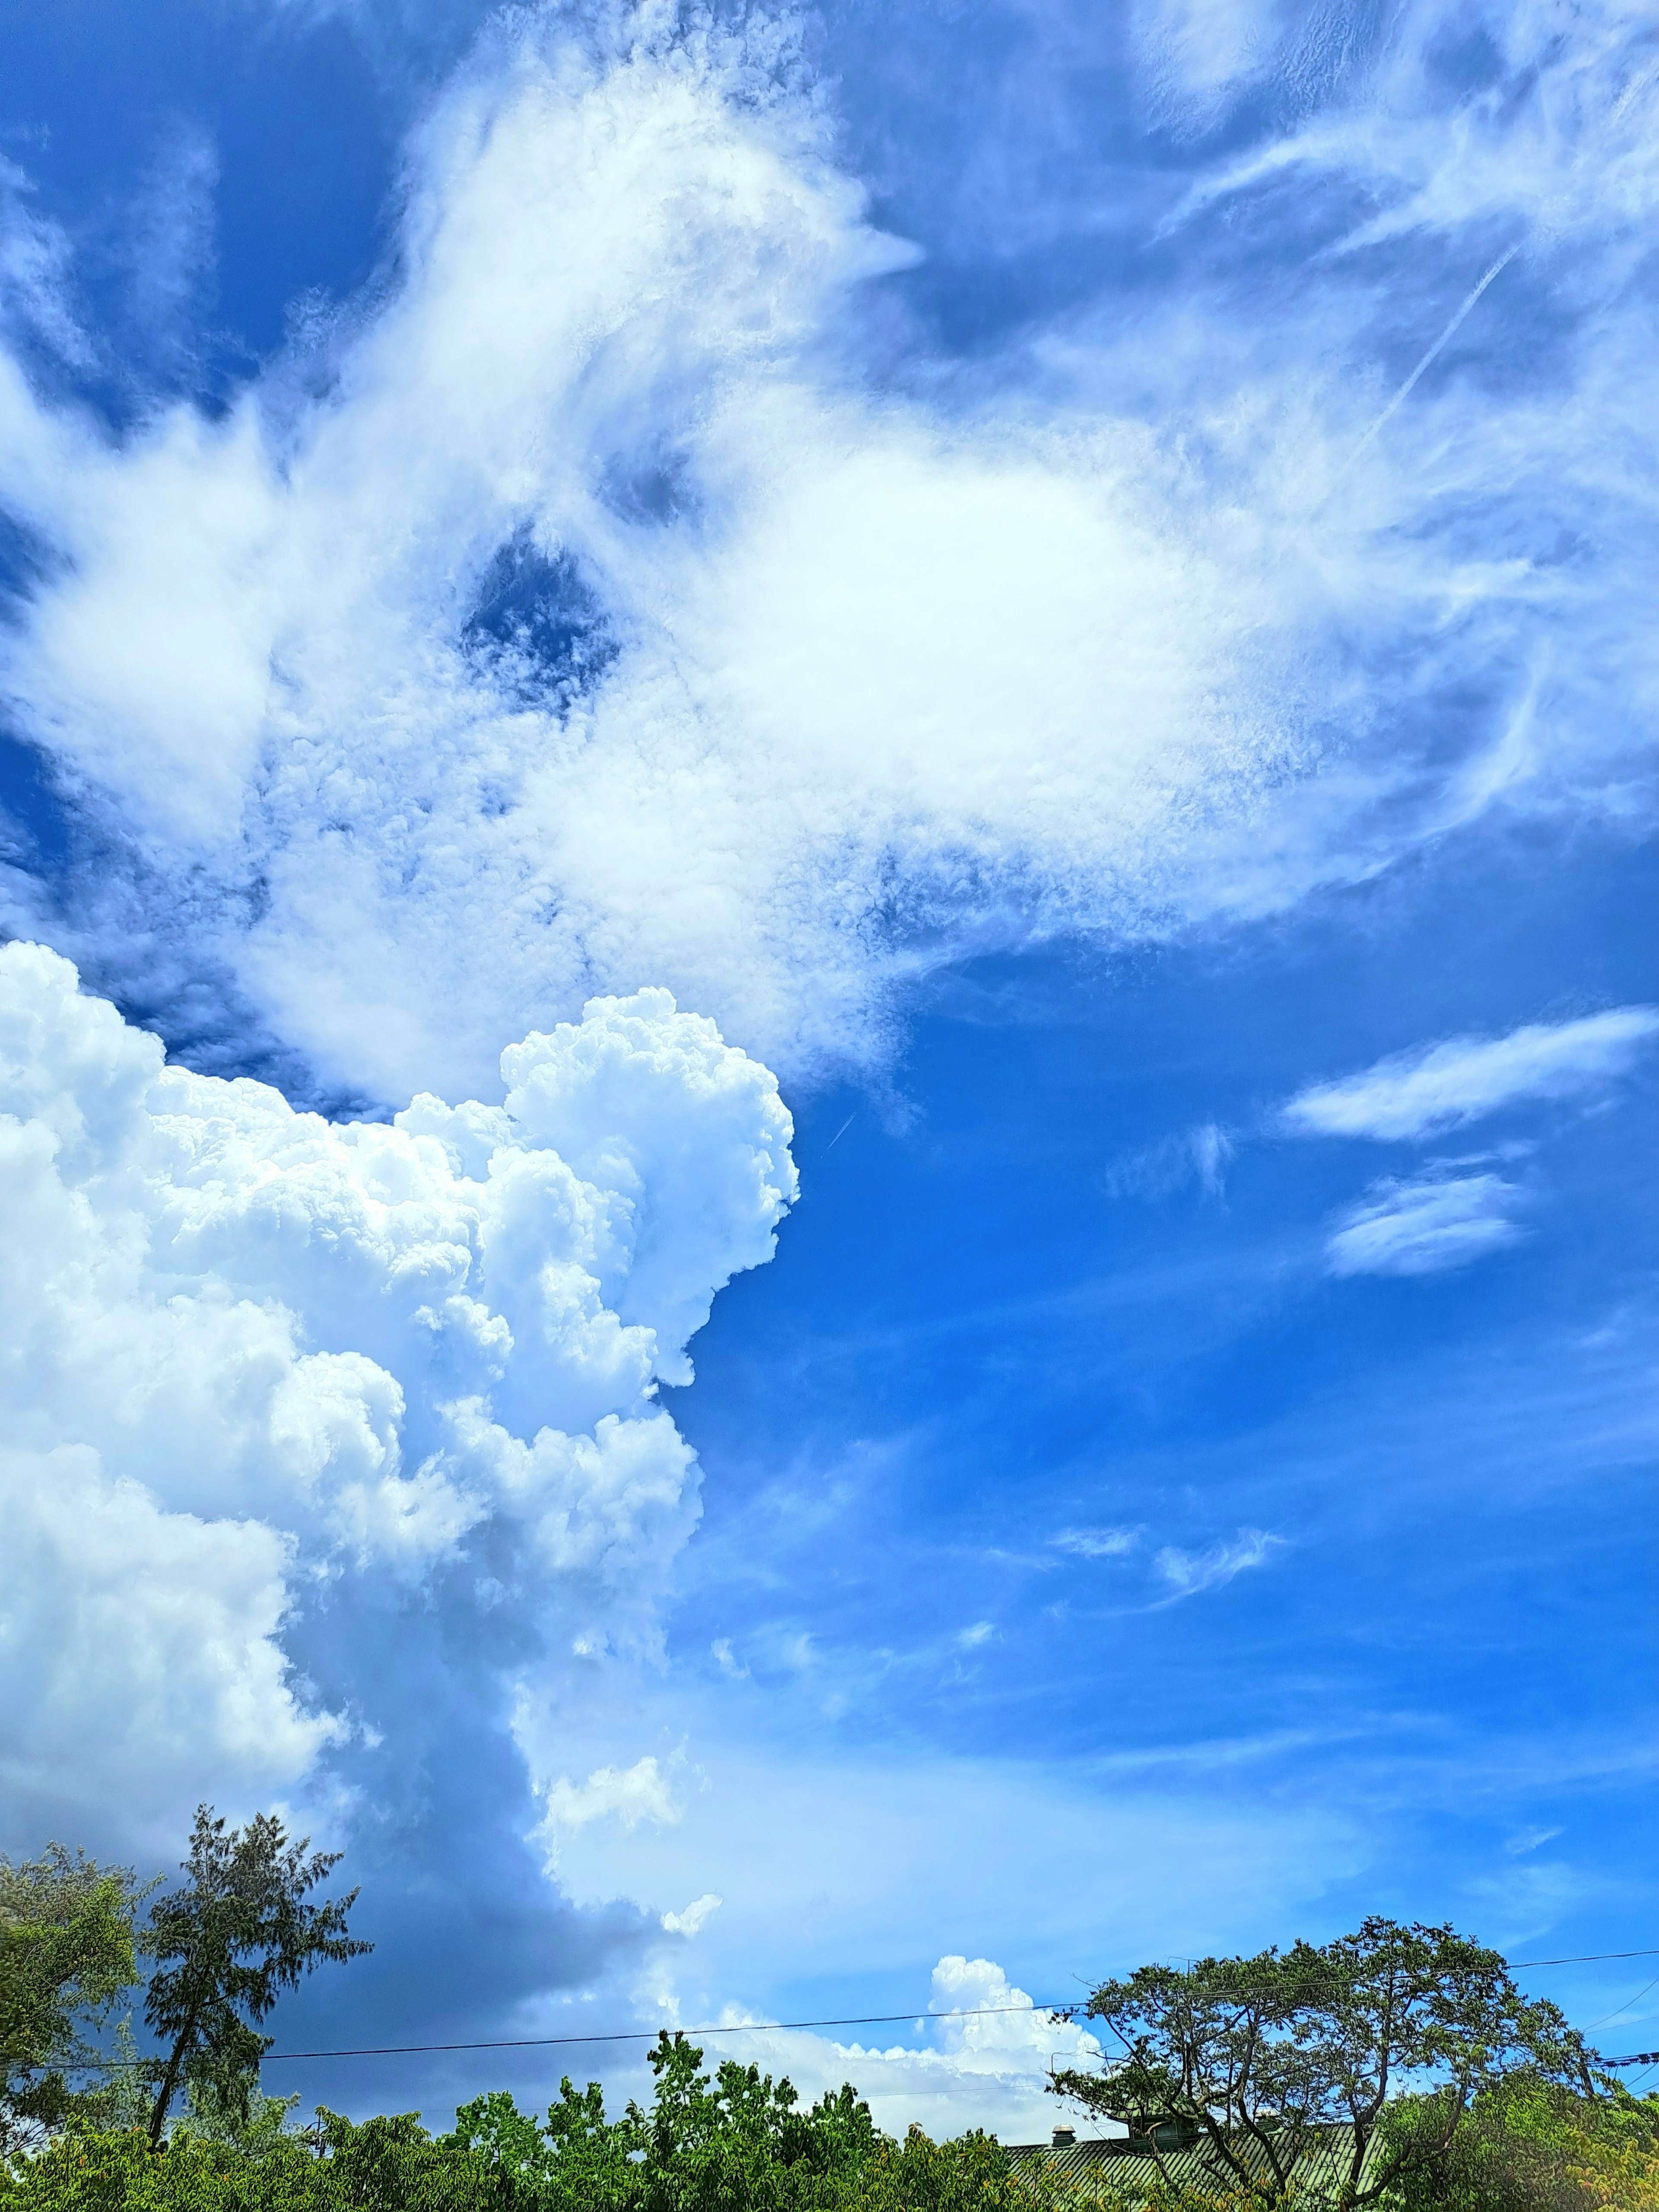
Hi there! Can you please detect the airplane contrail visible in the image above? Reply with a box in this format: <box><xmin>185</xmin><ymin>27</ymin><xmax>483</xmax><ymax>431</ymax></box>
<box><xmin>1343</xmin><ymin>241</ymin><xmax>1521</xmax><ymax>474</ymax></box>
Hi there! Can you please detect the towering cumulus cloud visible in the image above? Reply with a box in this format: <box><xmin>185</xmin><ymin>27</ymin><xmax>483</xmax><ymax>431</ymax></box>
<box><xmin>0</xmin><ymin>941</ymin><xmax>795</xmax><ymax>1843</ymax></box>
<box><xmin>1</xmin><ymin>0</ymin><xmax>1654</xmax><ymax>1104</ymax></box>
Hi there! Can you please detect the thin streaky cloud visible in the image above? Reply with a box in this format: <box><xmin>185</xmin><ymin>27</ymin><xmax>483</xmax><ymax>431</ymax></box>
<box><xmin>1052</xmin><ymin>1526</ymin><xmax>1141</xmax><ymax>1559</ymax></box>
<box><xmin>1283</xmin><ymin>1008</ymin><xmax>1659</xmax><ymax>1141</ymax></box>
<box><xmin>1325</xmin><ymin>1173</ymin><xmax>1526</xmax><ymax>1279</ymax></box>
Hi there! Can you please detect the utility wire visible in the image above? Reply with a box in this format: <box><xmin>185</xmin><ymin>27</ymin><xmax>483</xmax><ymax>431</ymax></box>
<box><xmin>63</xmin><ymin>1948</ymin><xmax>1659</xmax><ymax>2070</ymax></box>
<box><xmin>257</xmin><ymin>1950</ymin><xmax>1659</xmax><ymax>2062</ymax></box>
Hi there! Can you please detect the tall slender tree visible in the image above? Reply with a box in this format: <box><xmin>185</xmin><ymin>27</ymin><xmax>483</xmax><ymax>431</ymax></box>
<box><xmin>143</xmin><ymin>1806</ymin><xmax>370</xmax><ymax>2145</ymax></box>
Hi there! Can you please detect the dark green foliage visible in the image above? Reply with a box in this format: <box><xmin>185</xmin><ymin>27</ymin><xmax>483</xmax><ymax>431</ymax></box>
<box><xmin>1052</xmin><ymin>1918</ymin><xmax>1597</xmax><ymax>2208</ymax></box>
<box><xmin>0</xmin><ymin>2124</ymin><xmax>334</xmax><ymax>2212</ymax></box>
<box><xmin>445</xmin><ymin>2032</ymin><xmax>889</xmax><ymax>2212</ymax></box>
<box><xmin>143</xmin><ymin>1810</ymin><xmax>371</xmax><ymax>2148</ymax></box>
<box><xmin>317</xmin><ymin>2110</ymin><xmax>493</xmax><ymax>2212</ymax></box>
<box><xmin>442</xmin><ymin>2034</ymin><xmax>1238</xmax><ymax>2212</ymax></box>
<box><xmin>1379</xmin><ymin>2075</ymin><xmax>1659</xmax><ymax>2211</ymax></box>
<box><xmin>0</xmin><ymin>1850</ymin><xmax>146</xmax><ymax>2155</ymax></box>
<box><xmin>0</xmin><ymin>2110</ymin><xmax>489</xmax><ymax>2212</ymax></box>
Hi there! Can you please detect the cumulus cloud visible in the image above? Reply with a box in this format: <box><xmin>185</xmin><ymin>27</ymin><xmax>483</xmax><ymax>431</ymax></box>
<box><xmin>0</xmin><ymin>1</ymin><xmax>1653</xmax><ymax>1103</ymax></box>
<box><xmin>0</xmin><ymin>1444</ymin><xmax>335</xmax><ymax>1833</ymax></box>
<box><xmin>1284</xmin><ymin>1009</ymin><xmax>1659</xmax><ymax>1141</ymax></box>
<box><xmin>705</xmin><ymin>1955</ymin><xmax>1104</xmax><ymax>2143</ymax></box>
<box><xmin>1325</xmin><ymin>1172</ymin><xmax>1526</xmax><ymax>1277</ymax></box>
<box><xmin>1153</xmin><ymin>1528</ymin><xmax>1284</xmax><ymax>1599</ymax></box>
<box><xmin>0</xmin><ymin>939</ymin><xmax>793</xmax><ymax>1842</ymax></box>
<box><xmin>541</xmin><ymin>1756</ymin><xmax>684</xmax><ymax>1842</ymax></box>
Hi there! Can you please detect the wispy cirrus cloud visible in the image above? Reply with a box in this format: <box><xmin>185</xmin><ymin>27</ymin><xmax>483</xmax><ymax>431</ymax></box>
<box><xmin>1052</xmin><ymin>1526</ymin><xmax>1141</xmax><ymax>1559</ymax></box>
<box><xmin>1153</xmin><ymin>1528</ymin><xmax>1284</xmax><ymax>1599</ymax></box>
<box><xmin>1104</xmin><ymin>1122</ymin><xmax>1233</xmax><ymax>1201</ymax></box>
<box><xmin>1325</xmin><ymin>1171</ymin><xmax>1527</xmax><ymax>1278</ymax></box>
<box><xmin>1283</xmin><ymin>1008</ymin><xmax>1659</xmax><ymax>1142</ymax></box>
<box><xmin>1</xmin><ymin>2</ymin><xmax>1656</xmax><ymax>1103</ymax></box>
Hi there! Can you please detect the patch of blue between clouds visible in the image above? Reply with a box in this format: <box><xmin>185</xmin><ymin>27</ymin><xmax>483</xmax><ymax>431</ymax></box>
<box><xmin>663</xmin><ymin>830</ymin><xmax>1659</xmax><ymax>2022</ymax></box>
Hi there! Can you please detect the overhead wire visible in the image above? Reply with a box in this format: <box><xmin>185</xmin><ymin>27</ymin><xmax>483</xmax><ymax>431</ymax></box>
<box><xmin>53</xmin><ymin>1945</ymin><xmax>1659</xmax><ymax>2071</ymax></box>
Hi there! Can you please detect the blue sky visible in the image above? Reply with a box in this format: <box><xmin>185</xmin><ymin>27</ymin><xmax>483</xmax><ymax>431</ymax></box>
<box><xmin>0</xmin><ymin>0</ymin><xmax>1655</xmax><ymax>2141</ymax></box>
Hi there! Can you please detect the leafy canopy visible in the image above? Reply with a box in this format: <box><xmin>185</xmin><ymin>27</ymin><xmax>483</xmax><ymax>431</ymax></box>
<box><xmin>0</xmin><ymin>1850</ymin><xmax>146</xmax><ymax>2157</ymax></box>
<box><xmin>1052</xmin><ymin>1916</ymin><xmax>1598</xmax><ymax>2208</ymax></box>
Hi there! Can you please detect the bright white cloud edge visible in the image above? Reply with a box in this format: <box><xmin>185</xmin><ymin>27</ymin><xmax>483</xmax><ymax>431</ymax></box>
<box><xmin>0</xmin><ymin>939</ymin><xmax>794</xmax><ymax>1847</ymax></box>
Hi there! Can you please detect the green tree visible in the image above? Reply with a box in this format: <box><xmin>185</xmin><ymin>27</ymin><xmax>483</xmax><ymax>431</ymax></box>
<box><xmin>0</xmin><ymin>2109</ymin><xmax>496</xmax><ymax>2212</ymax></box>
<box><xmin>314</xmin><ymin>2108</ymin><xmax>492</xmax><ymax>2212</ymax></box>
<box><xmin>448</xmin><ymin>2034</ymin><xmax>885</xmax><ymax>2212</ymax></box>
<box><xmin>0</xmin><ymin>1849</ymin><xmax>146</xmax><ymax>2157</ymax></box>
<box><xmin>1380</xmin><ymin>2073</ymin><xmax>1659</xmax><ymax>2212</ymax></box>
<box><xmin>142</xmin><ymin>1811</ymin><xmax>370</xmax><ymax>2148</ymax></box>
<box><xmin>1052</xmin><ymin>1918</ymin><xmax>1598</xmax><ymax>2209</ymax></box>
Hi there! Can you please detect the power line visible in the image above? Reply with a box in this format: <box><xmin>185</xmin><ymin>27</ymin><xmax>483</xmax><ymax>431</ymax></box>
<box><xmin>56</xmin><ymin>2003</ymin><xmax>1057</xmax><ymax>2072</ymax></box>
<box><xmin>1510</xmin><ymin>1950</ymin><xmax>1659</xmax><ymax>1969</ymax></box>
<box><xmin>261</xmin><ymin>1948</ymin><xmax>1659</xmax><ymax>2060</ymax></box>
<box><xmin>267</xmin><ymin>2003</ymin><xmax>1052</xmax><ymax>2063</ymax></box>
<box><xmin>63</xmin><ymin>1947</ymin><xmax>1659</xmax><ymax>2070</ymax></box>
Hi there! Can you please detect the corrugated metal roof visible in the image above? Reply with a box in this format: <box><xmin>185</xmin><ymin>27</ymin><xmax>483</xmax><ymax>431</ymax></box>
<box><xmin>1002</xmin><ymin>2122</ymin><xmax>1387</xmax><ymax>2204</ymax></box>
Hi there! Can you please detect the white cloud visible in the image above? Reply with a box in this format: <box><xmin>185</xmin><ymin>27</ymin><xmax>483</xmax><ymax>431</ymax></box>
<box><xmin>1504</xmin><ymin>1825</ymin><xmax>1564</xmax><ymax>1857</ymax></box>
<box><xmin>684</xmin><ymin>1956</ymin><xmax>1105</xmax><ymax>2143</ymax></box>
<box><xmin>541</xmin><ymin>1755</ymin><xmax>683</xmax><ymax>1841</ymax></box>
<box><xmin>540</xmin><ymin>1739</ymin><xmax>1363</xmax><ymax>2076</ymax></box>
<box><xmin>0</xmin><ymin>1443</ymin><xmax>336</xmax><ymax>1837</ymax></box>
<box><xmin>0</xmin><ymin>939</ymin><xmax>793</xmax><ymax>1842</ymax></box>
<box><xmin>1052</xmin><ymin>1526</ymin><xmax>1140</xmax><ymax>1559</ymax></box>
<box><xmin>1284</xmin><ymin>1008</ymin><xmax>1659</xmax><ymax>1141</ymax></box>
<box><xmin>1133</xmin><ymin>0</ymin><xmax>1287</xmax><ymax>133</ymax></box>
<box><xmin>661</xmin><ymin>1891</ymin><xmax>722</xmax><ymax>1938</ymax></box>
<box><xmin>1325</xmin><ymin>1172</ymin><xmax>1526</xmax><ymax>1277</ymax></box>
<box><xmin>1155</xmin><ymin>0</ymin><xmax>1659</xmax><ymax>249</ymax></box>
<box><xmin>1153</xmin><ymin>1528</ymin><xmax>1284</xmax><ymax>1598</ymax></box>
<box><xmin>0</xmin><ymin>4</ymin><xmax>1654</xmax><ymax>1102</ymax></box>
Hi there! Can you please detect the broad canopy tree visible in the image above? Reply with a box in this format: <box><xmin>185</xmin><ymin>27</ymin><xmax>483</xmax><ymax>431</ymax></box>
<box><xmin>0</xmin><ymin>1847</ymin><xmax>146</xmax><ymax>2155</ymax></box>
<box><xmin>1049</xmin><ymin>1916</ymin><xmax>1600</xmax><ymax>2208</ymax></box>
